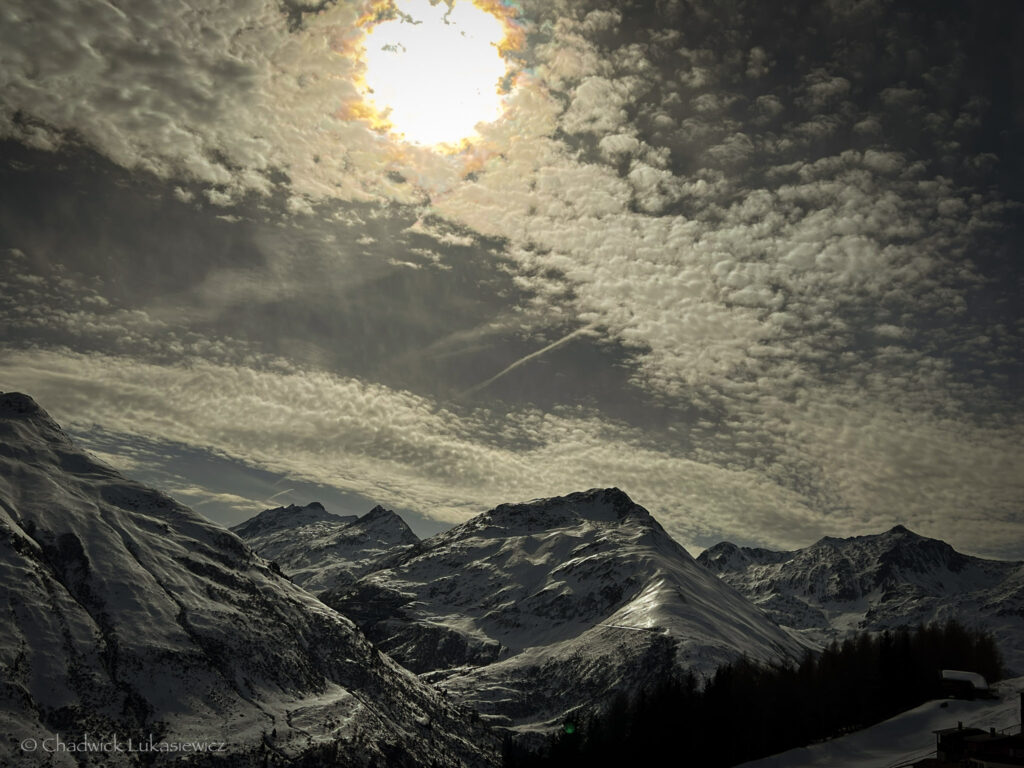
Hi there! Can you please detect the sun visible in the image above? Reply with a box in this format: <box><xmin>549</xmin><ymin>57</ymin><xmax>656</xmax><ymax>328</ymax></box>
<box><xmin>359</xmin><ymin>0</ymin><xmax>514</xmax><ymax>148</ymax></box>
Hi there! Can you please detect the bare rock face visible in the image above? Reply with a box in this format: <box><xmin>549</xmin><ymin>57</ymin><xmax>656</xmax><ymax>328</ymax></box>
<box><xmin>0</xmin><ymin>393</ymin><xmax>498</xmax><ymax>767</ymax></box>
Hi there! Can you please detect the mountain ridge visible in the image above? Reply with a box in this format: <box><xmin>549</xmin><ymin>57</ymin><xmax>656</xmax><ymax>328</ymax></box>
<box><xmin>697</xmin><ymin>526</ymin><xmax>1024</xmax><ymax>674</ymax></box>
<box><xmin>231</xmin><ymin>501</ymin><xmax>419</xmax><ymax>593</ymax></box>
<box><xmin>230</xmin><ymin>500</ymin><xmax>356</xmax><ymax>539</ymax></box>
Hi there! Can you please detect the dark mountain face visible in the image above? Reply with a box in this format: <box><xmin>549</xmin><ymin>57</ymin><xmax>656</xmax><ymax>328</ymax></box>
<box><xmin>0</xmin><ymin>392</ymin><xmax>498</xmax><ymax>767</ymax></box>
<box><xmin>698</xmin><ymin>541</ymin><xmax>794</xmax><ymax>573</ymax></box>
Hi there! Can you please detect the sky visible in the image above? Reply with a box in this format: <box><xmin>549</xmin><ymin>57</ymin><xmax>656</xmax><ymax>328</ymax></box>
<box><xmin>1</xmin><ymin>0</ymin><xmax>1022</xmax><ymax>558</ymax></box>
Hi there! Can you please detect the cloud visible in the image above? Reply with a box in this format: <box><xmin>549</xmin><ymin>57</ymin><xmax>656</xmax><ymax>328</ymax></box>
<box><xmin>2</xmin><ymin>0</ymin><xmax>1021</xmax><ymax>559</ymax></box>
<box><xmin>798</xmin><ymin>70</ymin><xmax>851</xmax><ymax>112</ymax></box>
<box><xmin>166</xmin><ymin>485</ymin><xmax>266</xmax><ymax>513</ymax></box>
<box><xmin>3</xmin><ymin>345</ymin><xmax>1022</xmax><ymax>558</ymax></box>
<box><xmin>0</xmin><ymin>346</ymin><xmax>832</xmax><ymax>552</ymax></box>
<box><xmin>0</xmin><ymin>0</ymin><xmax>505</xmax><ymax>206</ymax></box>
<box><xmin>533</xmin><ymin>14</ymin><xmax>615</xmax><ymax>90</ymax></box>
<box><xmin>421</xmin><ymin>4</ymin><xmax>1022</xmax><ymax>558</ymax></box>
<box><xmin>435</xmin><ymin>140</ymin><xmax>1006</xmax><ymax>407</ymax></box>
<box><xmin>598</xmin><ymin>133</ymin><xmax>642</xmax><ymax>161</ymax></box>
<box><xmin>745</xmin><ymin>46</ymin><xmax>770</xmax><ymax>79</ymax></box>
<box><xmin>560</xmin><ymin>76</ymin><xmax>637</xmax><ymax>135</ymax></box>
<box><xmin>754</xmin><ymin>382</ymin><xmax>1024</xmax><ymax>558</ymax></box>
<box><xmin>0</xmin><ymin>247</ymin><xmax>266</xmax><ymax>365</ymax></box>
<box><xmin>1</xmin><ymin>0</ymin><xmax>282</xmax><ymax>191</ymax></box>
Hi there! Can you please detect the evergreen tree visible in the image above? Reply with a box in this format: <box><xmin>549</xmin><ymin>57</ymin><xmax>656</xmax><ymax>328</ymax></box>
<box><xmin>505</xmin><ymin>619</ymin><xmax>1003</xmax><ymax>768</ymax></box>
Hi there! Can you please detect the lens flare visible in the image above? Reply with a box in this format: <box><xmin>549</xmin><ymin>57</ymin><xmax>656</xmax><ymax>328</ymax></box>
<box><xmin>359</xmin><ymin>0</ymin><xmax>516</xmax><ymax>148</ymax></box>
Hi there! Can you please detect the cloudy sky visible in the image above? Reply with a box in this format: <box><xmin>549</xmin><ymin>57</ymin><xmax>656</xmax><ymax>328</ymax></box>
<box><xmin>1</xmin><ymin>0</ymin><xmax>1022</xmax><ymax>557</ymax></box>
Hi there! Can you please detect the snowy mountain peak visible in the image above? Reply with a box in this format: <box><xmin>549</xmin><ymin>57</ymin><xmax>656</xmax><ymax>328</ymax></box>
<box><xmin>233</xmin><ymin>502</ymin><xmax>419</xmax><ymax>593</ymax></box>
<box><xmin>352</xmin><ymin>504</ymin><xmax>419</xmax><ymax>545</ymax></box>
<box><xmin>696</xmin><ymin>541</ymin><xmax>743</xmax><ymax>571</ymax></box>
<box><xmin>0</xmin><ymin>391</ymin><xmax>43</xmax><ymax>416</ymax></box>
<box><xmin>698</xmin><ymin>527</ymin><xmax>1024</xmax><ymax>674</ymax></box>
<box><xmin>230</xmin><ymin>500</ymin><xmax>356</xmax><ymax>539</ymax></box>
<box><xmin>467</xmin><ymin>487</ymin><xmax>651</xmax><ymax>534</ymax></box>
<box><xmin>806</xmin><ymin>526</ymin><xmax>964</xmax><ymax>576</ymax></box>
<box><xmin>0</xmin><ymin>391</ymin><xmax>73</xmax><ymax>447</ymax></box>
<box><xmin>698</xmin><ymin>541</ymin><xmax>793</xmax><ymax>573</ymax></box>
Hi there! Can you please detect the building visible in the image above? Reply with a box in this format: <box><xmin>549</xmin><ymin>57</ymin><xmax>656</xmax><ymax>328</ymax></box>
<box><xmin>942</xmin><ymin>670</ymin><xmax>996</xmax><ymax>701</ymax></box>
<box><xmin>913</xmin><ymin>693</ymin><xmax>1024</xmax><ymax>768</ymax></box>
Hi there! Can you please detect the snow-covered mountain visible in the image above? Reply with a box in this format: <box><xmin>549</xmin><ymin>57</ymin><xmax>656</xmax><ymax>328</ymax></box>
<box><xmin>231</xmin><ymin>501</ymin><xmax>358</xmax><ymax>539</ymax></box>
<box><xmin>0</xmin><ymin>392</ymin><xmax>498</xmax><ymax>767</ymax></box>
<box><xmin>232</xmin><ymin>502</ymin><xmax>418</xmax><ymax>593</ymax></box>
<box><xmin>697</xmin><ymin>526</ymin><xmax>1024</xmax><ymax>675</ymax></box>
<box><xmin>323</xmin><ymin>488</ymin><xmax>807</xmax><ymax>735</ymax></box>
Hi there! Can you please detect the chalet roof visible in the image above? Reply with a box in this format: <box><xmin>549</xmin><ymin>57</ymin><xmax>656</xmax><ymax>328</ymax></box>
<box><xmin>934</xmin><ymin>727</ymin><xmax>987</xmax><ymax>736</ymax></box>
<box><xmin>941</xmin><ymin>669</ymin><xmax>990</xmax><ymax>689</ymax></box>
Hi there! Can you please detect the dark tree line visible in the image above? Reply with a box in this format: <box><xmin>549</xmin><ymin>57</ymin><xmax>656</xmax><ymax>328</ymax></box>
<box><xmin>504</xmin><ymin>619</ymin><xmax>1003</xmax><ymax>768</ymax></box>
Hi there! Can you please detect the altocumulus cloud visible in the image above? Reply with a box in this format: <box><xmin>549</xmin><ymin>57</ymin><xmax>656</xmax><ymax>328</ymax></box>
<box><xmin>1</xmin><ymin>0</ymin><xmax>1022</xmax><ymax>556</ymax></box>
<box><xmin>0</xmin><ymin>347</ymin><xmax>831</xmax><ymax>555</ymax></box>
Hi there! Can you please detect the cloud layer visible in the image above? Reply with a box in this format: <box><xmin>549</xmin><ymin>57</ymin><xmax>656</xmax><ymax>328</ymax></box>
<box><xmin>2</xmin><ymin>0</ymin><xmax>1022</xmax><ymax>556</ymax></box>
<box><xmin>2</xmin><ymin>345</ymin><xmax>1021</xmax><ymax>558</ymax></box>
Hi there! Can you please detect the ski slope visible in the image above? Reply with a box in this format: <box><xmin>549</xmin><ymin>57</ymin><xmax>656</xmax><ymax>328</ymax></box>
<box><xmin>737</xmin><ymin>677</ymin><xmax>1024</xmax><ymax>768</ymax></box>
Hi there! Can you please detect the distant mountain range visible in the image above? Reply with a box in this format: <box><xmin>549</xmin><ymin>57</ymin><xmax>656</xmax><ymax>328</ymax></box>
<box><xmin>697</xmin><ymin>527</ymin><xmax>1024</xmax><ymax>675</ymax></box>
<box><xmin>231</xmin><ymin>493</ymin><xmax>1024</xmax><ymax>736</ymax></box>
<box><xmin>231</xmin><ymin>502</ymin><xmax>418</xmax><ymax>593</ymax></box>
<box><xmin>0</xmin><ymin>393</ymin><xmax>497</xmax><ymax>767</ymax></box>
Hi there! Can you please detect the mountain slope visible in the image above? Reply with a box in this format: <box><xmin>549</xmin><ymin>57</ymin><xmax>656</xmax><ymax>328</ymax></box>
<box><xmin>736</xmin><ymin>676</ymin><xmax>1024</xmax><ymax>768</ymax></box>
<box><xmin>232</xmin><ymin>502</ymin><xmax>418</xmax><ymax>593</ymax></box>
<box><xmin>0</xmin><ymin>392</ymin><xmax>497</xmax><ymax>767</ymax></box>
<box><xmin>324</xmin><ymin>488</ymin><xmax>807</xmax><ymax>734</ymax></box>
<box><xmin>698</xmin><ymin>527</ymin><xmax>1024</xmax><ymax>674</ymax></box>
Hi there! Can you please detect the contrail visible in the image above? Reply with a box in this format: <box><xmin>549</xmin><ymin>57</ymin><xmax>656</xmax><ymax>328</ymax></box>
<box><xmin>266</xmin><ymin>488</ymin><xmax>295</xmax><ymax>503</ymax></box>
<box><xmin>462</xmin><ymin>324</ymin><xmax>599</xmax><ymax>397</ymax></box>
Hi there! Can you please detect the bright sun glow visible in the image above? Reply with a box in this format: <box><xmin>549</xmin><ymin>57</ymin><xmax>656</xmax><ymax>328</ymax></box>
<box><xmin>361</xmin><ymin>0</ymin><xmax>511</xmax><ymax>147</ymax></box>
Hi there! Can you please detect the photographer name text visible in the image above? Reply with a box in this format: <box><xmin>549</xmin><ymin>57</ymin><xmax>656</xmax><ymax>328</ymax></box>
<box><xmin>21</xmin><ymin>733</ymin><xmax>229</xmax><ymax>754</ymax></box>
